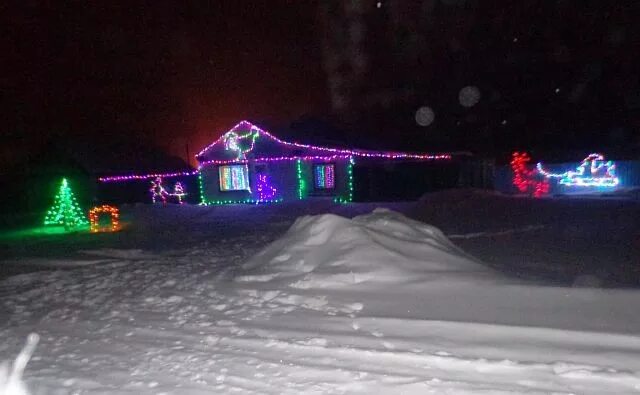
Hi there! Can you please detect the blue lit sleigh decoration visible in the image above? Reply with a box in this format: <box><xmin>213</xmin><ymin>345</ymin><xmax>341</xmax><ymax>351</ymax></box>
<box><xmin>536</xmin><ymin>153</ymin><xmax>620</xmax><ymax>187</ymax></box>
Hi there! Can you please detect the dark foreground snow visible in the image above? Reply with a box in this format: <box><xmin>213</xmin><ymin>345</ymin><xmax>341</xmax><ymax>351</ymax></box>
<box><xmin>1</xmin><ymin>193</ymin><xmax>639</xmax><ymax>394</ymax></box>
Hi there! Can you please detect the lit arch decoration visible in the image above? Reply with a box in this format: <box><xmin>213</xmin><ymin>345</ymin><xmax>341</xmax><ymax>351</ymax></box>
<box><xmin>89</xmin><ymin>205</ymin><xmax>120</xmax><ymax>233</ymax></box>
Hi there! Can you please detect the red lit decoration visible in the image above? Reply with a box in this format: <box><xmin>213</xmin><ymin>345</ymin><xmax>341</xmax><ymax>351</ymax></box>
<box><xmin>89</xmin><ymin>205</ymin><xmax>120</xmax><ymax>233</ymax></box>
<box><xmin>511</xmin><ymin>152</ymin><xmax>549</xmax><ymax>197</ymax></box>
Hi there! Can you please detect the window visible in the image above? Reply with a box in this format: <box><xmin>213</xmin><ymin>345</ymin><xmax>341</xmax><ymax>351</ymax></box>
<box><xmin>219</xmin><ymin>165</ymin><xmax>250</xmax><ymax>191</ymax></box>
<box><xmin>313</xmin><ymin>164</ymin><xmax>335</xmax><ymax>189</ymax></box>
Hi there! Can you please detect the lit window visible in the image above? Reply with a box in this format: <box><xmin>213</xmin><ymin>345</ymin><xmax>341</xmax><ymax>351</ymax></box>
<box><xmin>314</xmin><ymin>164</ymin><xmax>335</xmax><ymax>189</ymax></box>
<box><xmin>219</xmin><ymin>165</ymin><xmax>250</xmax><ymax>191</ymax></box>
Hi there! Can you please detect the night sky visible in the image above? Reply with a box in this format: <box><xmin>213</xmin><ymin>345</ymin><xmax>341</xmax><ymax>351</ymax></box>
<box><xmin>2</xmin><ymin>1</ymin><xmax>639</xmax><ymax>171</ymax></box>
<box><xmin>2</xmin><ymin>1</ymin><xmax>327</xmax><ymax>168</ymax></box>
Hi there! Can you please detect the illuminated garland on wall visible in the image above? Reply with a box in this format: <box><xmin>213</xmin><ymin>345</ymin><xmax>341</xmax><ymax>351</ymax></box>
<box><xmin>89</xmin><ymin>205</ymin><xmax>120</xmax><ymax>232</ymax></box>
<box><xmin>296</xmin><ymin>159</ymin><xmax>306</xmax><ymax>200</ymax></box>
<box><xmin>200</xmin><ymin>198</ymin><xmax>283</xmax><ymax>206</ymax></box>
<box><xmin>44</xmin><ymin>178</ymin><xmax>89</xmax><ymax>229</ymax></box>
<box><xmin>198</xmin><ymin>154</ymin><xmax>353</xmax><ymax>168</ymax></box>
<box><xmin>197</xmin><ymin>172</ymin><xmax>206</xmax><ymax>205</ymax></box>
<box><xmin>335</xmin><ymin>156</ymin><xmax>355</xmax><ymax>203</ymax></box>
<box><xmin>537</xmin><ymin>153</ymin><xmax>620</xmax><ymax>187</ymax></box>
<box><xmin>511</xmin><ymin>152</ymin><xmax>549</xmax><ymax>198</ymax></box>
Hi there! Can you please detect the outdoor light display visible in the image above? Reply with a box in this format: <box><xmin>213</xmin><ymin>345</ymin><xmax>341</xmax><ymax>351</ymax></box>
<box><xmin>223</xmin><ymin>128</ymin><xmax>260</xmax><ymax>160</ymax></box>
<box><xmin>256</xmin><ymin>174</ymin><xmax>277</xmax><ymax>201</ymax></box>
<box><xmin>201</xmin><ymin>198</ymin><xmax>282</xmax><ymax>205</ymax></box>
<box><xmin>89</xmin><ymin>205</ymin><xmax>120</xmax><ymax>233</ymax></box>
<box><xmin>99</xmin><ymin>120</ymin><xmax>455</xmax><ymax>206</ymax></box>
<box><xmin>150</xmin><ymin>177</ymin><xmax>169</xmax><ymax>204</ymax></box>
<box><xmin>537</xmin><ymin>153</ymin><xmax>619</xmax><ymax>187</ymax></box>
<box><xmin>172</xmin><ymin>182</ymin><xmax>187</xmax><ymax>204</ymax></box>
<box><xmin>197</xmin><ymin>120</ymin><xmax>451</xmax><ymax>161</ymax></box>
<box><xmin>198</xmin><ymin>172</ymin><xmax>206</xmax><ymax>205</ymax></box>
<box><xmin>198</xmin><ymin>154</ymin><xmax>352</xmax><ymax>168</ymax></box>
<box><xmin>335</xmin><ymin>156</ymin><xmax>355</xmax><ymax>203</ymax></box>
<box><xmin>296</xmin><ymin>159</ymin><xmax>306</xmax><ymax>200</ymax></box>
<box><xmin>511</xmin><ymin>152</ymin><xmax>549</xmax><ymax>197</ymax></box>
<box><xmin>44</xmin><ymin>178</ymin><xmax>89</xmax><ymax>229</ymax></box>
<box><xmin>99</xmin><ymin>170</ymin><xmax>197</xmax><ymax>183</ymax></box>
<box><xmin>219</xmin><ymin>165</ymin><xmax>250</xmax><ymax>191</ymax></box>
<box><xmin>314</xmin><ymin>164</ymin><xmax>335</xmax><ymax>189</ymax></box>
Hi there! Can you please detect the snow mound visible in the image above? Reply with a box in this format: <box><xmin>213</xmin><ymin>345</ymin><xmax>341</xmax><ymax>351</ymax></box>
<box><xmin>237</xmin><ymin>208</ymin><xmax>491</xmax><ymax>288</ymax></box>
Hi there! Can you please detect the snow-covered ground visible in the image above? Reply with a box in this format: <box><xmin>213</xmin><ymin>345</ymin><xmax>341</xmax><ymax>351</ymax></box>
<box><xmin>1</xmin><ymin>192</ymin><xmax>639</xmax><ymax>394</ymax></box>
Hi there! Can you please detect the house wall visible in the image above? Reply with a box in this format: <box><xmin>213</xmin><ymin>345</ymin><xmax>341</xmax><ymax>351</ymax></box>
<box><xmin>297</xmin><ymin>158</ymin><xmax>351</xmax><ymax>201</ymax></box>
<box><xmin>97</xmin><ymin>175</ymin><xmax>199</xmax><ymax>205</ymax></box>
<box><xmin>253</xmin><ymin>161</ymin><xmax>299</xmax><ymax>201</ymax></box>
<box><xmin>199</xmin><ymin>158</ymin><xmax>352</xmax><ymax>204</ymax></box>
<box><xmin>199</xmin><ymin>164</ymin><xmax>254</xmax><ymax>204</ymax></box>
<box><xmin>352</xmin><ymin>160</ymin><xmax>461</xmax><ymax>201</ymax></box>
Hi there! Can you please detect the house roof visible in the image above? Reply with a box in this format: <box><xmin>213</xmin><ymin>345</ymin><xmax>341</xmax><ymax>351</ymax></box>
<box><xmin>196</xmin><ymin>120</ymin><xmax>458</xmax><ymax>165</ymax></box>
<box><xmin>98</xmin><ymin>120</ymin><xmax>465</xmax><ymax>183</ymax></box>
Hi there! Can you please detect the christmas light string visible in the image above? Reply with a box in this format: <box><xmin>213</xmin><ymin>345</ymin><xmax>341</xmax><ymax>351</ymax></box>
<box><xmin>511</xmin><ymin>152</ymin><xmax>549</xmax><ymax>197</ymax></box>
<box><xmin>296</xmin><ymin>159</ymin><xmax>306</xmax><ymax>200</ymax></box>
<box><xmin>537</xmin><ymin>153</ymin><xmax>619</xmax><ymax>187</ymax></box>
<box><xmin>44</xmin><ymin>178</ymin><xmax>89</xmax><ymax>229</ymax></box>
<box><xmin>89</xmin><ymin>205</ymin><xmax>120</xmax><ymax>232</ymax></box>
<box><xmin>196</xmin><ymin>120</ymin><xmax>452</xmax><ymax>161</ymax></box>
<box><xmin>150</xmin><ymin>177</ymin><xmax>169</xmax><ymax>204</ymax></box>
<box><xmin>335</xmin><ymin>156</ymin><xmax>355</xmax><ymax>203</ymax></box>
<box><xmin>197</xmin><ymin>154</ymin><xmax>352</xmax><ymax>168</ymax></box>
<box><xmin>223</xmin><ymin>128</ymin><xmax>259</xmax><ymax>160</ymax></box>
<box><xmin>100</xmin><ymin>121</ymin><xmax>452</xmax><ymax>186</ymax></box>
<box><xmin>99</xmin><ymin>170</ymin><xmax>197</xmax><ymax>183</ymax></box>
<box><xmin>172</xmin><ymin>182</ymin><xmax>187</xmax><ymax>204</ymax></box>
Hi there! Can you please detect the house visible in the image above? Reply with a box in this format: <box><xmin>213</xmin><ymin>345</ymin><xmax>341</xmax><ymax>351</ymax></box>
<box><xmin>98</xmin><ymin>120</ymin><xmax>492</xmax><ymax>204</ymax></box>
<box><xmin>194</xmin><ymin>120</ymin><xmax>474</xmax><ymax>205</ymax></box>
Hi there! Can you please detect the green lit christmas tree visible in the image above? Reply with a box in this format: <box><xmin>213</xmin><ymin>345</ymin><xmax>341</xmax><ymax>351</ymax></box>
<box><xmin>44</xmin><ymin>178</ymin><xmax>88</xmax><ymax>230</ymax></box>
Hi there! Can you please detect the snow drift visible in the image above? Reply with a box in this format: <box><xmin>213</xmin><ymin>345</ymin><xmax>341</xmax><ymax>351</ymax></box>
<box><xmin>3</xmin><ymin>201</ymin><xmax>640</xmax><ymax>394</ymax></box>
<box><xmin>237</xmin><ymin>208</ymin><xmax>493</xmax><ymax>288</ymax></box>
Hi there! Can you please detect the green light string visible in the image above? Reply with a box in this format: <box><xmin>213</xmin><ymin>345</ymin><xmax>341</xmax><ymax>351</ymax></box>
<box><xmin>197</xmin><ymin>171</ymin><xmax>206</xmax><ymax>205</ymax></box>
<box><xmin>334</xmin><ymin>156</ymin><xmax>354</xmax><ymax>203</ymax></box>
<box><xmin>296</xmin><ymin>159</ymin><xmax>306</xmax><ymax>199</ymax></box>
<box><xmin>44</xmin><ymin>178</ymin><xmax>89</xmax><ymax>228</ymax></box>
<box><xmin>200</xmin><ymin>198</ymin><xmax>283</xmax><ymax>206</ymax></box>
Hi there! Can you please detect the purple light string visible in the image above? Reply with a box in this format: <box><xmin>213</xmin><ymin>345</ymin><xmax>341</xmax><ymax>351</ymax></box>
<box><xmin>197</xmin><ymin>154</ymin><xmax>351</xmax><ymax>169</ymax></box>
<box><xmin>99</xmin><ymin>170</ymin><xmax>198</xmax><ymax>183</ymax></box>
<box><xmin>196</xmin><ymin>120</ymin><xmax>452</xmax><ymax>161</ymax></box>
